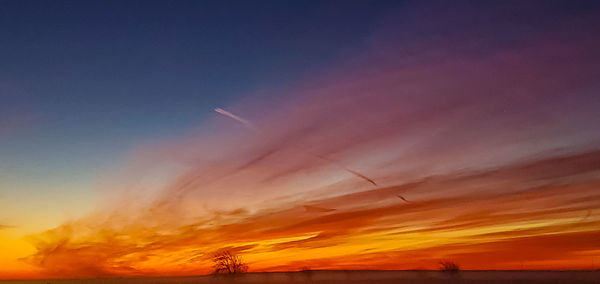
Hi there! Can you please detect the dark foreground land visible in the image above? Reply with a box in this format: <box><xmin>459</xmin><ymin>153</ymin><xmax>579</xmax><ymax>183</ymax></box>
<box><xmin>3</xmin><ymin>271</ymin><xmax>600</xmax><ymax>284</ymax></box>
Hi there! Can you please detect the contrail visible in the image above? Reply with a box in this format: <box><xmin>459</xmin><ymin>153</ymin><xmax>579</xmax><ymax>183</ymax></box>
<box><xmin>215</xmin><ymin>107</ymin><xmax>377</xmax><ymax>186</ymax></box>
<box><xmin>344</xmin><ymin>168</ymin><xmax>377</xmax><ymax>186</ymax></box>
<box><xmin>215</xmin><ymin>108</ymin><xmax>256</xmax><ymax>130</ymax></box>
<box><xmin>311</xmin><ymin>153</ymin><xmax>377</xmax><ymax>186</ymax></box>
<box><xmin>397</xmin><ymin>195</ymin><xmax>411</xmax><ymax>203</ymax></box>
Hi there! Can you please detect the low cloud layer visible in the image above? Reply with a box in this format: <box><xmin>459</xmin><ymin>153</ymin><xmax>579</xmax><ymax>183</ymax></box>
<box><xmin>24</xmin><ymin>151</ymin><xmax>600</xmax><ymax>277</ymax></box>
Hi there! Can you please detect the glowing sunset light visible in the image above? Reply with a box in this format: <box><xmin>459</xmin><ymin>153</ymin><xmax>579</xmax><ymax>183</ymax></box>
<box><xmin>1</xmin><ymin>0</ymin><xmax>600</xmax><ymax>281</ymax></box>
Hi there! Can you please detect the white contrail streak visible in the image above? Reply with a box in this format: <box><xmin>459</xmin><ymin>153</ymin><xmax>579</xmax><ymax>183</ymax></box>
<box><xmin>215</xmin><ymin>107</ymin><xmax>377</xmax><ymax>186</ymax></box>
<box><xmin>214</xmin><ymin>108</ymin><xmax>256</xmax><ymax>130</ymax></box>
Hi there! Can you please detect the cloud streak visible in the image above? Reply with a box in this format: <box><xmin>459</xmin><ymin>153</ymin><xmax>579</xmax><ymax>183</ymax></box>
<box><xmin>17</xmin><ymin>1</ymin><xmax>600</xmax><ymax>278</ymax></box>
<box><xmin>22</xmin><ymin>150</ymin><xmax>600</xmax><ymax>277</ymax></box>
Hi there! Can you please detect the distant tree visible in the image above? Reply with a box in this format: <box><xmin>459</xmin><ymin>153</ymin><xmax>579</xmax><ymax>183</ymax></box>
<box><xmin>212</xmin><ymin>250</ymin><xmax>248</xmax><ymax>274</ymax></box>
<box><xmin>439</xmin><ymin>260</ymin><xmax>460</xmax><ymax>272</ymax></box>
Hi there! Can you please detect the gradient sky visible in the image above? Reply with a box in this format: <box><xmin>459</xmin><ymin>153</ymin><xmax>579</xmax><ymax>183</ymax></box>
<box><xmin>2</xmin><ymin>0</ymin><xmax>600</xmax><ymax>279</ymax></box>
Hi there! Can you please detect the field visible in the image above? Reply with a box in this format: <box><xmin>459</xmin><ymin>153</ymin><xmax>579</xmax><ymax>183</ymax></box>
<box><xmin>3</xmin><ymin>271</ymin><xmax>599</xmax><ymax>284</ymax></box>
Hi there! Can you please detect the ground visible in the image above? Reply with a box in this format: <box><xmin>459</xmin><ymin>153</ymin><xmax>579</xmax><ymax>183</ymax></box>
<box><xmin>3</xmin><ymin>271</ymin><xmax>600</xmax><ymax>284</ymax></box>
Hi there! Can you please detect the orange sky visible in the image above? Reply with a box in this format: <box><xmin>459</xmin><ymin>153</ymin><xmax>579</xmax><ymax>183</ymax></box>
<box><xmin>4</xmin><ymin>151</ymin><xmax>600</xmax><ymax>279</ymax></box>
<box><xmin>2</xmin><ymin>1</ymin><xmax>600</xmax><ymax>280</ymax></box>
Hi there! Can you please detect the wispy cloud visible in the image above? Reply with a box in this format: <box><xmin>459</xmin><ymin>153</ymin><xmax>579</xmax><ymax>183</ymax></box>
<box><xmin>20</xmin><ymin>1</ymin><xmax>600</xmax><ymax>278</ymax></box>
<box><xmin>22</xmin><ymin>150</ymin><xmax>600</xmax><ymax>276</ymax></box>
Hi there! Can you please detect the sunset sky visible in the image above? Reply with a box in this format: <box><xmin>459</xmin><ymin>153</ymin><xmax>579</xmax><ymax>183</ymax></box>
<box><xmin>2</xmin><ymin>0</ymin><xmax>600</xmax><ymax>279</ymax></box>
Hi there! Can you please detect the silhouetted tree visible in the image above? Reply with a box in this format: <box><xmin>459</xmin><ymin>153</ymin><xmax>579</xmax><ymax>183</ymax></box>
<box><xmin>212</xmin><ymin>250</ymin><xmax>248</xmax><ymax>274</ymax></box>
<box><xmin>439</xmin><ymin>260</ymin><xmax>460</xmax><ymax>272</ymax></box>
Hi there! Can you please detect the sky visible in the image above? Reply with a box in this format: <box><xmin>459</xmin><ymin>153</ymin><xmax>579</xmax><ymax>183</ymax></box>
<box><xmin>1</xmin><ymin>0</ymin><xmax>600</xmax><ymax>279</ymax></box>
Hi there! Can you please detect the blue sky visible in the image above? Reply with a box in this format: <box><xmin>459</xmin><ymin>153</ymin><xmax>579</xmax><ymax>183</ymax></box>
<box><xmin>1</xmin><ymin>0</ymin><xmax>404</xmax><ymax>228</ymax></box>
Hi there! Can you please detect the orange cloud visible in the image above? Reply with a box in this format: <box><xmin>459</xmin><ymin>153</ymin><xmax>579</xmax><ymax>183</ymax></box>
<box><xmin>12</xmin><ymin>3</ymin><xmax>600</xmax><ymax>278</ymax></box>
<box><xmin>20</xmin><ymin>150</ymin><xmax>600</xmax><ymax>278</ymax></box>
